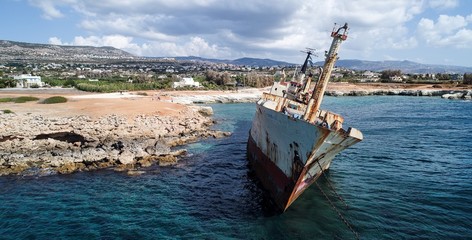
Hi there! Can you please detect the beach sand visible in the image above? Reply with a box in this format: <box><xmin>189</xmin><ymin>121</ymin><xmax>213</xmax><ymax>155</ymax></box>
<box><xmin>0</xmin><ymin>83</ymin><xmax>470</xmax><ymax>118</ymax></box>
<box><xmin>0</xmin><ymin>89</ymin><xmax>186</xmax><ymax>119</ymax></box>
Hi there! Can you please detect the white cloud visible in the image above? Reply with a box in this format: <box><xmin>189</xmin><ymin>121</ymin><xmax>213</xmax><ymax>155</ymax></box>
<box><xmin>48</xmin><ymin>34</ymin><xmax>231</xmax><ymax>58</ymax></box>
<box><xmin>428</xmin><ymin>0</ymin><xmax>459</xmax><ymax>9</ymax></box>
<box><xmin>49</xmin><ymin>35</ymin><xmax>141</xmax><ymax>54</ymax></box>
<box><xmin>48</xmin><ymin>37</ymin><xmax>63</xmax><ymax>45</ymax></box>
<box><xmin>30</xmin><ymin>0</ymin><xmax>470</xmax><ymax>64</ymax></box>
<box><xmin>29</xmin><ymin>0</ymin><xmax>79</xmax><ymax>19</ymax></box>
<box><xmin>28</xmin><ymin>0</ymin><xmax>64</xmax><ymax>19</ymax></box>
<box><xmin>418</xmin><ymin>14</ymin><xmax>472</xmax><ymax>48</ymax></box>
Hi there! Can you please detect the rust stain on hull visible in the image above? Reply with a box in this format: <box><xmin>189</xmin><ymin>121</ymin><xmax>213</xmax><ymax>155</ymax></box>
<box><xmin>247</xmin><ymin>134</ymin><xmax>293</xmax><ymax>211</ymax></box>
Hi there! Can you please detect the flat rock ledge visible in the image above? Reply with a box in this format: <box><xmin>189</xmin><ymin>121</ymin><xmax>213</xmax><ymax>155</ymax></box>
<box><xmin>0</xmin><ymin>106</ymin><xmax>231</xmax><ymax>176</ymax></box>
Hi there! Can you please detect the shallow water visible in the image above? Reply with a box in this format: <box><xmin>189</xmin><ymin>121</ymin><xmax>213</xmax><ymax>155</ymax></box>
<box><xmin>1</xmin><ymin>96</ymin><xmax>471</xmax><ymax>239</ymax></box>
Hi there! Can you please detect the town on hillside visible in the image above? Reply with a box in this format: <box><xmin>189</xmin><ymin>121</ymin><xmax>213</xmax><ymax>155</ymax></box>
<box><xmin>0</xmin><ymin>41</ymin><xmax>471</xmax><ymax>90</ymax></box>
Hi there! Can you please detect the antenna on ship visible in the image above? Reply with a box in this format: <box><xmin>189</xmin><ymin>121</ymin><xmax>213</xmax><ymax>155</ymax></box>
<box><xmin>297</xmin><ymin>48</ymin><xmax>318</xmax><ymax>101</ymax></box>
<box><xmin>303</xmin><ymin>22</ymin><xmax>349</xmax><ymax>122</ymax></box>
<box><xmin>300</xmin><ymin>48</ymin><xmax>317</xmax><ymax>74</ymax></box>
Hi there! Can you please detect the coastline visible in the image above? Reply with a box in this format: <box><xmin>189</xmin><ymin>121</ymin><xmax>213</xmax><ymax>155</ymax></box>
<box><xmin>0</xmin><ymin>82</ymin><xmax>470</xmax><ymax>176</ymax></box>
<box><xmin>0</xmin><ymin>90</ymin><xmax>229</xmax><ymax>176</ymax></box>
<box><xmin>325</xmin><ymin>82</ymin><xmax>472</xmax><ymax>99</ymax></box>
<box><xmin>163</xmin><ymin>83</ymin><xmax>472</xmax><ymax>104</ymax></box>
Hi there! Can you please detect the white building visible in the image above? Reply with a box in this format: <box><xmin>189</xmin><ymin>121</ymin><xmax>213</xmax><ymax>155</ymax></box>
<box><xmin>13</xmin><ymin>74</ymin><xmax>44</xmax><ymax>88</ymax></box>
<box><xmin>172</xmin><ymin>77</ymin><xmax>200</xmax><ymax>88</ymax></box>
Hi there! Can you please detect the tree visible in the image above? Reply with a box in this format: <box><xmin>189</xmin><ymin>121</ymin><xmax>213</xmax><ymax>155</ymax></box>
<box><xmin>0</xmin><ymin>78</ymin><xmax>16</xmax><ymax>88</ymax></box>
<box><xmin>380</xmin><ymin>70</ymin><xmax>402</xmax><ymax>80</ymax></box>
<box><xmin>464</xmin><ymin>73</ymin><xmax>472</xmax><ymax>84</ymax></box>
<box><xmin>436</xmin><ymin>73</ymin><xmax>450</xmax><ymax>81</ymax></box>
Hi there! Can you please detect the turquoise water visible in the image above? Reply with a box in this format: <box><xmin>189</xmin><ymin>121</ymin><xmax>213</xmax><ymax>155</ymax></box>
<box><xmin>1</xmin><ymin>96</ymin><xmax>471</xmax><ymax>239</ymax></box>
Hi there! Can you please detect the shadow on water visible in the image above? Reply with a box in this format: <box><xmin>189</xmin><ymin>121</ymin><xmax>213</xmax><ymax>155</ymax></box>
<box><xmin>175</xmin><ymin>112</ymin><xmax>282</xmax><ymax>221</ymax></box>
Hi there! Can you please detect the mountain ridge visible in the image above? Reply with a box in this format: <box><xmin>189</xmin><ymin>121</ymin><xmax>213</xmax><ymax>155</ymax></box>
<box><xmin>1</xmin><ymin>40</ymin><xmax>471</xmax><ymax>73</ymax></box>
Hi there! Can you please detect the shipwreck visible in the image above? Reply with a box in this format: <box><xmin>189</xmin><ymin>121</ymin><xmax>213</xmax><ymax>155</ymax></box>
<box><xmin>247</xmin><ymin>23</ymin><xmax>363</xmax><ymax>212</ymax></box>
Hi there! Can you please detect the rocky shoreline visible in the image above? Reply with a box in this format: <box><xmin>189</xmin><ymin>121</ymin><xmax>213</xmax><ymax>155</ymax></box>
<box><xmin>0</xmin><ymin>106</ymin><xmax>230</xmax><ymax>176</ymax></box>
<box><xmin>1</xmin><ymin>86</ymin><xmax>470</xmax><ymax>176</ymax></box>
<box><xmin>166</xmin><ymin>88</ymin><xmax>472</xmax><ymax>105</ymax></box>
<box><xmin>325</xmin><ymin>89</ymin><xmax>472</xmax><ymax>100</ymax></box>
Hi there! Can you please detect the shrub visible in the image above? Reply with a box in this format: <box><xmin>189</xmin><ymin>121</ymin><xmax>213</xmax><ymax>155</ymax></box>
<box><xmin>0</xmin><ymin>96</ymin><xmax>39</xmax><ymax>103</ymax></box>
<box><xmin>63</xmin><ymin>79</ymin><xmax>76</xmax><ymax>87</ymax></box>
<box><xmin>41</xmin><ymin>96</ymin><xmax>67</xmax><ymax>104</ymax></box>
<box><xmin>136</xmin><ymin>92</ymin><xmax>148</xmax><ymax>96</ymax></box>
<box><xmin>13</xmin><ymin>96</ymin><xmax>40</xmax><ymax>103</ymax></box>
<box><xmin>2</xmin><ymin>109</ymin><xmax>14</xmax><ymax>114</ymax></box>
<box><xmin>0</xmin><ymin>98</ymin><xmax>13</xmax><ymax>102</ymax></box>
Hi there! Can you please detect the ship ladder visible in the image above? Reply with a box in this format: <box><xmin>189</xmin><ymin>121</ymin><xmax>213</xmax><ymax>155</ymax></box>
<box><xmin>315</xmin><ymin>160</ymin><xmax>359</xmax><ymax>239</ymax></box>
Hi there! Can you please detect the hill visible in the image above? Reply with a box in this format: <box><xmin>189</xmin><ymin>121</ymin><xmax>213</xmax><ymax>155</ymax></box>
<box><xmin>0</xmin><ymin>40</ymin><xmax>135</xmax><ymax>63</ymax></box>
<box><xmin>1</xmin><ymin>39</ymin><xmax>471</xmax><ymax>73</ymax></box>
<box><xmin>175</xmin><ymin>56</ymin><xmax>472</xmax><ymax>73</ymax></box>
<box><xmin>317</xmin><ymin>59</ymin><xmax>472</xmax><ymax>74</ymax></box>
<box><xmin>172</xmin><ymin>56</ymin><xmax>293</xmax><ymax>66</ymax></box>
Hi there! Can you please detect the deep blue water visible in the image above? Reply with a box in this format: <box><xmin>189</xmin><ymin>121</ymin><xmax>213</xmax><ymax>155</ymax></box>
<box><xmin>1</xmin><ymin>96</ymin><xmax>471</xmax><ymax>239</ymax></box>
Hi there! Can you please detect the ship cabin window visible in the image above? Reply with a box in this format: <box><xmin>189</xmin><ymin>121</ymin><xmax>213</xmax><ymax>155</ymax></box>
<box><xmin>288</xmin><ymin>103</ymin><xmax>298</xmax><ymax>110</ymax></box>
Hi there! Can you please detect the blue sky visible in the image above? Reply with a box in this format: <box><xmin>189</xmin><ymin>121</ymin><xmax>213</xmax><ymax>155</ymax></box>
<box><xmin>1</xmin><ymin>0</ymin><xmax>472</xmax><ymax>66</ymax></box>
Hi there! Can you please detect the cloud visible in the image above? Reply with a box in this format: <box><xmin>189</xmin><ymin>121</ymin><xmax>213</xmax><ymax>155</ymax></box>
<box><xmin>49</xmin><ymin>35</ymin><xmax>142</xmax><ymax>54</ymax></box>
<box><xmin>48</xmin><ymin>37</ymin><xmax>63</xmax><ymax>45</ymax></box>
<box><xmin>428</xmin><ymin>0</ymin><xmax>459</xmax><ymax>9</ymax></box>
<box><xmin>29</xmin><ymin>0</ymin><xmax>80</xmax><ymax>19</ymax></box>
<box><xmin>48</xmin><ymin>35</ymin><xmax>230</xmax><ymax>58</ymax></box>
<box><xmin>418</xmin><ymin>14</ymin><xmax>472</xmax><ymax>48</ymax></box>
<box><xmin>31</xmin><ymin>0</ymin><xmax>456</xmax><ymax>63</ymax></box>
<box><xmin>28</xmin><ymin>0</ymin><xmax>64</xmax><ymax>19</ymax></box>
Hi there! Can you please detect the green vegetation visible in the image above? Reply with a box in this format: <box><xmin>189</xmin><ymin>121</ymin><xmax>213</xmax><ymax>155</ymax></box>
<box><xmin>0</xmin><ymin>98</ymin><xmax>14</xmax><ymax>102</ymax></box>
<box><xmin>463</xmin><ymin>73</ymin><xmax>472</xmax><ymax>84</ymax></box>
<box><xmin>75</xmin><ymin>82</ymin><xmax>171</xmax><ymax>92</ymax></box>
<box><xmin>0</xmin><ymin>78</ymin><xmax>16</xmax><ymax>88</ymax></box>
<box><xmin>14</xmin><ymin>96</ymin><xmax>40</xmax><ymax>103</ymax></box>
<box><xmin>41</xmin><ymin>96</ymin><xmax>68</xmax><ymax>104</ymax></box>
<box><xmin>0</xmin><ymin>96</ymin><xmax>39</xmax><ymax>103</ymax></box>
<box><xmin>380</xmin><ymin>70</ymin><xmax>402</xmax><ymax>80</ymax></box>
<box><xmin>2</xmin><ymin>109</ymin><xmax>14</xmax><ymax>114</ymax></box>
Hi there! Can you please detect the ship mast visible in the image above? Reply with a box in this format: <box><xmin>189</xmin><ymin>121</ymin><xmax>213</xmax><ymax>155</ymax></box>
<box><xmin>303</xmin><ymin>23</ymin><xmax>349</xmax><ymax>123</ymax></box>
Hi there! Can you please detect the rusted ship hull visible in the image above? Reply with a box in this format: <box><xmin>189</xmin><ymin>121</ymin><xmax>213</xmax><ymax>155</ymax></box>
<box><xmin>247</xmin><ymin>95</ymin><xmax>362</xmax><ymax>211</ymax></box>
<box><xmin>247</xmin><ymin>23</ymin><xmax>362</xmax><ymax>212</ymax></box>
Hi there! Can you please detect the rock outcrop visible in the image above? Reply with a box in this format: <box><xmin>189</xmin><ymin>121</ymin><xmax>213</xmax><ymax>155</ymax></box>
<box><xmin>0</xmin><ymin>106</ymin><xmax>231</xmax><ymax>176</ymax></box>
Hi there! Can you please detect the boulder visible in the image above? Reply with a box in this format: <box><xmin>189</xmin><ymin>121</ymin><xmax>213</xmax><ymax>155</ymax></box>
<box><xmin>192</xmin><ymin>106</ymin><xmax>212</xmax><ymax>116</ymax></box>
<box><xmin>57</xmin><ymin>162</ymin><xmax>79</xmax><ymax>174</ymax></box>
<box><xmin>118</xmin><ymin>150</ymin><xmax>135</xmax><ymax>165</ymax></box>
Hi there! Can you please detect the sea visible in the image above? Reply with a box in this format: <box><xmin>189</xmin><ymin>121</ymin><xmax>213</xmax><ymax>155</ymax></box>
<box><xmin>0</xmin><ymin>96</ymin><xmax>471</xmax><ymax>239</ymax></box>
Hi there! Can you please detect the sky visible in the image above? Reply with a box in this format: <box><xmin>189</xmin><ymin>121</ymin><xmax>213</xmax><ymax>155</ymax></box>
<box><xmin>1</xmin><ymin>0</ymin><xmax>472</xmax><ymax>66</ymax></box>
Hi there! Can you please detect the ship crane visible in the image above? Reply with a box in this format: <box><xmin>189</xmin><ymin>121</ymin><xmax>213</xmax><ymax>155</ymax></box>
<box><xmin>303</xmin><ymin>23</ymin><xmax>349</xmax><ymax>123</ymax></box>
<box><xmin>297</xmin><ymin>48</ymin><xmax>318</xmax><ymax>102</ymax></box>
